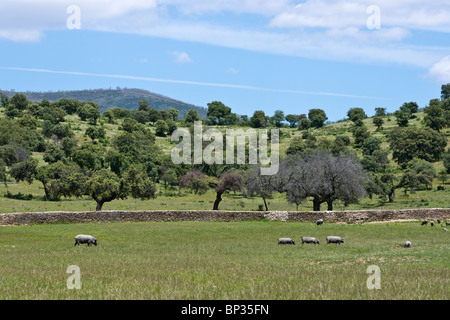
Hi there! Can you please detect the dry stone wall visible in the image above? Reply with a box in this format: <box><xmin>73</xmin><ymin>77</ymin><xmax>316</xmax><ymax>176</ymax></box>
<box><xmin>0</xmin><ymin>208</ymin><xmax>449</xmax><ymax>225</ymax></box>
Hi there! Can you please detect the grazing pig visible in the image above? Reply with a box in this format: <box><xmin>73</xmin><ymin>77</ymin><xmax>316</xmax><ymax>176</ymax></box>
<box><xmin>421</xmin><ymin>220</ymin><xmax>428</xmax><ymax>226</ymax></box>
<box><xmin>301</xmin><ymin>236</ymin><xmax>320</xmax><ymax>244</ymax></box>
<box><xmin>278</xmin><ymin>238</ymin><xmax>295</xmax><ymax>245</ymax></box>
<box><xmin>74</xmin><ymin>234</ymin><xmax>97</xmax><ymax>247</ymax></box>
<box><xmin>326</xmin><ymin>236</ymin><xmax>344</xmax><ymax>245</ymax></box>
<box><xmin>404</xmin><ymin>241</ymin><xmax>412</xmax><ymax>248</ymax></box>
<box><xmin>316</xmin><ymin>219</ymin><xmax>324</xmax><ymax>226</ymax></box>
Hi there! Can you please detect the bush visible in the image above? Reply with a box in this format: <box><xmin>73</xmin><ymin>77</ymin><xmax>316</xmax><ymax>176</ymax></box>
<box><xmin>5</xmin><ymin>192</ymin><xmax>34</xmax><ymax>200</ymax></box>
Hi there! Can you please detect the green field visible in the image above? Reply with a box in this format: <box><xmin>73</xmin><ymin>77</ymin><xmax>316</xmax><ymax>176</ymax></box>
<box><xmin>0</xmin><ymin>220</ymin><xmax>448</xmax><ymax>300</ymax></box>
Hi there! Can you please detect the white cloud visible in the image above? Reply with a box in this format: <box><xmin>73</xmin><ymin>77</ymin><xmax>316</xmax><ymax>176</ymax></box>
<box><xmin>170</xmin><ymin>51</ymin><xmax>193</xmax><ymax>63</ymax></box>
<box><xmin>0</xmin><ymin>0</ymin><xmax>450</xmax><ymax>71</ymax></box>
<box><xmin>427</xmin><ymin>56</ymin><xmax>450</xmax><ymax>82</ymax></box>
<box><xmin>136</xmin><ymin>58</ymin><xmax>148</xmax><ymax>64</ymax></box>
<box><xmin>269</xmin><ymin>0</ymin><xmax>450</xmax><ymax>32</ymax></box>
<box><xmin>227</xmin><ymin>67</ymin><xmax>240</xmax><ymax>74</ymax></box>
<box><xmin>0</xmin><ymin>29</ymin><xmax>43</xmax><ymax>42</ymax></box>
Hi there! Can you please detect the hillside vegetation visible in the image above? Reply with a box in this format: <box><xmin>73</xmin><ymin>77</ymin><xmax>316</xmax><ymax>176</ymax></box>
<box><xmin>1</xmin><ymin>86</ymin><xmax>450</xmax><ymax>213</ymax></box>
<box><xmin>0</xmin><ymin>88</ymin><xmax>207</xmax><ymax>117</ymax></box>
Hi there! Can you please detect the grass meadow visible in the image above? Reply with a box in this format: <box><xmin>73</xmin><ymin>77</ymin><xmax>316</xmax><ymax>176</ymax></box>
<box><xmin>0</xmin><ymin>220</ymin><xmax>448</xmax><ymax>300</ymax></box>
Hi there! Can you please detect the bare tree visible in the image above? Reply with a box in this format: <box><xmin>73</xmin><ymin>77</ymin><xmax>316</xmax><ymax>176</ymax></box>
<box><xmin>282</xmin><ymin>150</ymin><xmax>367</xmax><ymax>211</ymax></box>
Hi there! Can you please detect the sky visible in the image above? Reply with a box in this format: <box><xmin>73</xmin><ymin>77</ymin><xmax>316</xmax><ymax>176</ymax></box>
<box><xmin>0</xmin><ymin>0</ymin><xmax>450</xmax><ymax>121</ymax></box>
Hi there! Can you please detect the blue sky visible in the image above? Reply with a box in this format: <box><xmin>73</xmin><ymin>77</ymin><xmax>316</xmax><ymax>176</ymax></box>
<box><xmin>0</xmin><ymin>0</ymin><xmax>449</xmax><ymax>121</ymax></box>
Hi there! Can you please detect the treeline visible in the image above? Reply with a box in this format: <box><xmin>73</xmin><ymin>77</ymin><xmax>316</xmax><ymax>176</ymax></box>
<box><xmin>1</xmin><ymin>85</ymin><xmax>450</xmax><ymax>212</ymax></box>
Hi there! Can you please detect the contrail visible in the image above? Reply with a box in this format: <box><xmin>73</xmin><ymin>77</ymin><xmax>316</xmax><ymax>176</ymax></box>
<box><xmin>0</xmin><ymin>66</ymin><xmax>388</xmax><ymax>100</ymax></box>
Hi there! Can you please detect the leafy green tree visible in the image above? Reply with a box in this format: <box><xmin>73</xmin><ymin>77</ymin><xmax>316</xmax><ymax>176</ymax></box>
<box><xmin>168</xmin><ymin>108</ymin><xmax>179</xmax><ymax>121</ymax></box>
<box><xmin>400</xmin><ymin>102</ymin><xmax>419</xmax><ymax>114</ymax></box>
<box><xmin>166</xmin><ymin>119</ymin><xmax>178</xmax><ymax>135</ymax></box>
<box><xmin>286</xmin><ymin>137</ymin><xmax>305</xmax><ymax>155</ymax></box>
<box><xmin>120</xmin><ymin>166</ymin><xmax>157</xmax><ymax>201</ymax></box>
<box><xmin>10</xmin><ymin>158</ymin><xmax>38</xmax><ymax>185</ymax></box>
<box><xmin>105</xmin><ymin>149</ymin><xmax>130</xmax><ymax>176</ymax></box>
<box><xmin>372</xmin><ymin>116</ymin><xmax>384</xmax><ymax>130</ymax></box>
<box><xmin>85</xmin><ymin>126</ymin><xmax>106</xmax><ymax>140</ymax></box>
<box><xmin>441</xmin><ymin>84</ymin><xmax>450</xmax><ymax>100</ymax></box>
<box><xmin>308</xmin><ymin>109</ymin><xmax>327</xmax><ymax>128</ymax></box>
<box><xmin>159</xmin><ymin>110</ymin><xmax>170</xmax><ymax>121</ymax></box>
<box><xmin>388</xmin><ymin>126</ymin><xmax>447</xmax><ymax>167</ymax></box>
<box><xmin>0</xmin><ymin>93</ymin><xmax>10</xmax><ymax>108</ymax></box>
<box><xmin>0</xmin><ymin>145</ymin><xmax>19</xmax><ymax>166</ymax></box>
<box><xmin>56</xmin><ymin>98</ymin><xmax>80</xmax><ymax>115</ymax></box>
<box><xmin>361</xmin><ymin>137</ymin><xmax>382</xmax><ymax>156</ymax></box>
<box><xmin>61</xmin><ymin>137</ymin><xmax>77</xmax><ymax>158</ymax></box>
<box><xmin>406</xmin><ymin>159</ymin><xmax>436</xmax><ymax>190</ymax></box>
<box><xmin>423</xmin><ymin>99</ymin><xmax>449</xmax><ymax>131</ymax></box>
<box><xmin>137</xmin><ymin>99</ymin><xmax>151</xmax><ymax>112</ymax></box>
<box><xmin>298</xmin><ymin>116</ymin><xmax>311</xmax><ymax>130</ymax></box>
<box><xmin>132</xmin><ymin>110</ymin><xmax>150</xmax><ymax>124</ymax></box>
<box><xmin>394</xmin><ymin>109</ymin><xmax>411</xmax><ymax>127</ymax></box>
<box><xmin>72</xmin><ymin>142</ymin><xmax>105</xmax><ymax>170</ymax></box>
<box><xmin>160</xmin><ymin>169</ymin><xmax>178</xmax><ymax>192</ymax></box>
<box><xmin>347</xmin><ymin>108</ymin><xmax>367</xmax><ymax>122</ymax></box>
<box><xmin>155</xmin><ymin>120</ymin><xmax>169</xmax><ymax>137</ymax></box>
<box><xmin>10</xmin><ymin>94</ymin><xmax>29</xmax><ymax>112</ymax></box>
<box><xmin>85</xmin><ymin>169</ymin><xmax>124</xmax><ymax>211</ymax></box>
<box><xmin>270</xmin><ymin>110</ymin><xmax>285</xmax><ymax>127</ymax></box>
<box><xmin>352</xmin><ymin>125</ymin><xmax>370</xmax><ymax>148</ymax></box>
<box><xmin>250</xmin><ymin>110</ymin><xmax>268</xmax><ymax>128</ymax></box>
<box><xmin>184</xmin><ymin>109</ymin><xmax>201</xmax><ymax>124</ymax></box>
<box><xmin>77</xmin><ymin>102</ymin><xmax>100</xmax><ymax>125</ymax></box>
<box><xmin>285</xmin><ymin>114</ymin><xmax>300</xmax><ymax>128</ymax></box>
<box><xmin>52</xmin><ymin>123</ymin><xmax>74</xmax><ymax>140</ymax></box>
<box><xmin>374</xmin><ymin>107</ymin><xmax>386</xmax><ymax>117</ymax></box>
<box><xmin>43</xmin><ymin>143</ymin><xmax>67</xmax><ymax>164</ymax></box>
<box><xmin>121</xmin><ymin>118</ymin><xmax>141</xmax><ymax>133</ymax></box>
<box><xmin>34</xmin><ymin>161</ymin><xmax>79</xmax><ymax>199</ymax></box>
<box><xmin>224</xmin><ymin>112</ymin><xmax>239</xmax><ymax>125</ymax></box>
<box><xmin>378</xmin><ymin>173</ymin><xmax>398</xmax><ymax>203</ymax></box>
<box><xmin>207</xmin><ymin>101</ymin><xmax>232</xmax><ymax>125</ymax></box>
<box><xmin>438</xmin><ymin>169</ymin><xmax>447</xmax><ymax>185</ymax></box>
<box><xmin>17</xmin><ymin>114</ymin><xmax>38</xmax><ymax>130</ymax></box>
<box><xmin>102</xmin><ymin>109</ymin><xmax>116</xmax><ymax>124</ymax></box>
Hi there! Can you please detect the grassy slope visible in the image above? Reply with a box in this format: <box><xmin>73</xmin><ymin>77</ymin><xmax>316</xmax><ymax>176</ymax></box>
<box><xmin>0</xmin><ymin>220</ymin><xmax>448</xmax><ymax>299</ymax></box>
<box><xmin>2</xmin><ymin>106</ymin><xmax>450</xmax><ymax>213</ymax></box>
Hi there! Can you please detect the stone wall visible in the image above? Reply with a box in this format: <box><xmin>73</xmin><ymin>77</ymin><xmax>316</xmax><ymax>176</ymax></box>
<box><xmin>0</xmin><ymin>208</ymin><xmax>449</xmax><ymax>226</ymax></box>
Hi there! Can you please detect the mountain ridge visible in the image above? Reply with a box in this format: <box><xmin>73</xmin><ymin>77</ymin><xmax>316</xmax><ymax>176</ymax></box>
<box><xmin>0</xmin><ymin>88</ymin><xmax>207</xmax><ymax>118</ymax></box>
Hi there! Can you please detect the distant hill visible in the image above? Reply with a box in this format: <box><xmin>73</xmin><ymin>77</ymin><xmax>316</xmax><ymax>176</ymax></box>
<box><xmin>1</xmin><ymin>88</ymin><xmax>207</xmax><ymax>118</ymax></box>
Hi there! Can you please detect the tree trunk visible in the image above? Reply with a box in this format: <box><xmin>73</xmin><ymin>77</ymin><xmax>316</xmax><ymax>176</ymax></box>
<box><xmin>96</xmin><ymin>200</ymin><xmax>105</xmax><ymax>211</ymax></box>
<box><xmin>213</xmin><ymin>192</ymin><xmax>223</xmax><ymax>210</ymax></box>
<box><xmin>263</xmin><ymin>196</ymin><xmax>269</xmax><ymax>211</ymax></box>
<box><xmin>327</xmin><ymin>198</ymin><xmax>333</xmax><ymax>211</ymax></box>
<box><xmin>388</xmin><ymin>192</ymin><xmax>394</xmax><ymax>203</ymax></box>
<box><xmin>42</xmin><ymin>183</ymin><xmax>50</xmax><ymax>200</ymax></box>
<box><xmin>313</xmin><ymin>197</ymin><xmax>321</xmax><ymax>211</ymax></box>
